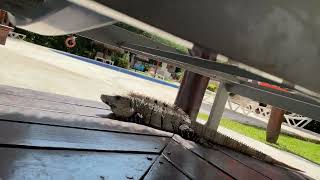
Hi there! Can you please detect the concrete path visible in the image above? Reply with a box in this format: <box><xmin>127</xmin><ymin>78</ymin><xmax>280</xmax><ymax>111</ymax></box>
<box><xmin>0</xmin><ymin>38</ymin><xmax>179</xmax><ymax>103</ymax></box>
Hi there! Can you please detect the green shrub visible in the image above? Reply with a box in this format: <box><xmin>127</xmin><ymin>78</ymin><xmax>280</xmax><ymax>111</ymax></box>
<box><xmin>112</xmin><ymin>53</ymin><xmax>129</xmax><ymax>69</ymax></box>
<box><xmin>111</xmin><ymin>52</ymin><xmax>129</xmax><ymax>69</ymax></box>
<box><xmin>117</xmin><ymin>57</ymin><xmax>129</xmax><ymax>68</ymax></box>
<box><xmin>207</xmin><ymin>82</ymin><xmax>218</xmax><ymax>92</ymax></box>
<box><xmin>175</xmin><ymin>72</ymin><xmax>184</xmax><ymax>81</ymax></box>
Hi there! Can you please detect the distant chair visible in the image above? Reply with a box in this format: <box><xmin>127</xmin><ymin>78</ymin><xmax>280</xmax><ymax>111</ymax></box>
<box><xmin>156</xmin><ymin>63</ymin><xmax>172</xmax><ymax>80</ymax></box>
<box><xmin>95</xmin><ymin>52</ymin><xmax>114</xmax><ymax>65</ymax></box>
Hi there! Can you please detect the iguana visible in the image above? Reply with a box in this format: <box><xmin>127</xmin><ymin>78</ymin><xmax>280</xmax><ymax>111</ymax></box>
<box><xmin>100</xmin><ymin>93</ymin><xmax>297</xmax><ymax>170</ymax></box>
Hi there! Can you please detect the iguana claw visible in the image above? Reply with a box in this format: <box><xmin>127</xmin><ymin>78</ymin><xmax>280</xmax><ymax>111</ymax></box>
<box><xmin>179</xmin><ymin>124</ymin><xmax>195</xmax><ymax>140</ymax></box>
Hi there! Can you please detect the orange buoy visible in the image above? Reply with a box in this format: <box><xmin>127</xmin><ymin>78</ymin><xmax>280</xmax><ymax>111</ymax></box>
<box><xmin>65</xmin><ymin>36</ymin><xmax>76</xmax><ymax>48</ymax></box>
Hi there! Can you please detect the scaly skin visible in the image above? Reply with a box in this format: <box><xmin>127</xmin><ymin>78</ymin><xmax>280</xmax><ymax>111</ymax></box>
<box><xmin>101</xmin><ymin>93</ymin><xmax>298</xmax><ymax>170</ymax></box>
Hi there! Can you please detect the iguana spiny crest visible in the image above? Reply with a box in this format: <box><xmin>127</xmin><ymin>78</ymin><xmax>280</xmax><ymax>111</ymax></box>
<box><xmin>101</xmin><ymin>93</ymin><xmax>195</xmax><ymax>138</ymax></box>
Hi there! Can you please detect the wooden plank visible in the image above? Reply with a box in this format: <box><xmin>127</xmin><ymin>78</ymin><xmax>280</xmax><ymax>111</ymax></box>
<box><xmin>0</xmin><ymin>93</ymin><xmax>108</xmax><ymax>117</ymax></box>
<box><xmin>217</xmin><ymin>145</ymin><xmax>307</xmax><ymax>180</ymax></box>
<box><xmin>0</xmin><ymin>104</ymin><xmax>173</xmax><ymax>137</ymax></box>
<box><xmin>163</xmin><ymin>140</ymin><xmax>232</xmax><ymax>180</ymax></box>
<box><xmin>173</xmin><ymin>135</ymin><xmax>269</xmax><ymax>180</ymax></box>
<box><xmin>144</xmin><ymin>156</ymin><xmax>189</xmax><ymax>180</ymax></box>
<box><xmin>0</xmin><ymin>147</ymin><xmax>157</xmax><ymax>180</ymax></box>
<box><xmin>0</xmin><ymin>120</ymin><xmax>169</xmax><ymax>153</ymax></box>
<box><xmin>0</xmin><ymin>84</ymin><xmax>106</xmax><ymax>109</ymax></box>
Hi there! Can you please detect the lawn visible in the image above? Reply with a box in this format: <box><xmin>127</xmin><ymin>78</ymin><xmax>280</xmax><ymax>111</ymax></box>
<box><xmin>198</xmin><ymin>112</ymin><xmax>320</xmax><ymax>164</ymax></box>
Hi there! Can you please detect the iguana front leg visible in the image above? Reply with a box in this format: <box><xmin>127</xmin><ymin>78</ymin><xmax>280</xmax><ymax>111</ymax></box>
<box><xmin>128</xmin><ymin>112</ymin><xmax>144</xmax><ymax>124</ymax></box>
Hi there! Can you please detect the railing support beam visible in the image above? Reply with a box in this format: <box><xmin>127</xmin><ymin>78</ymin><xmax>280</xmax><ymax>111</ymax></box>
<box><xmin>206</xmin><ymin>82</ymin><xmax>229</xmax><ymax>130</ymax></box>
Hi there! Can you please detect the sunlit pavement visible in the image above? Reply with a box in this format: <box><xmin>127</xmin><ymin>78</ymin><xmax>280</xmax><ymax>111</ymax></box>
<box><xmin>0</xmin><ymin>38</ymin><xmax>179</xmax><ymax>103</ymax></box>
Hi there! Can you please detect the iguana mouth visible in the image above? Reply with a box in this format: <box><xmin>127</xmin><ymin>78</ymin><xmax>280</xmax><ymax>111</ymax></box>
<box><xmin>100</xmin><ymin>95</ymin><xmax>110</xmax><ymax>105</ymax></box>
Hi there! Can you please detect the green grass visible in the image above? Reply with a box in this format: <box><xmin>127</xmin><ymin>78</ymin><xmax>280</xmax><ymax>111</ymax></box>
<box><xmin>207</xmin><ymin>82</ymin><xmax>218</xmax><ymax>92</ymax></box>
<box><xmin>198</xmin><ymin>112</ymin><xmax>320</xmax><ymax>164</ymax></box>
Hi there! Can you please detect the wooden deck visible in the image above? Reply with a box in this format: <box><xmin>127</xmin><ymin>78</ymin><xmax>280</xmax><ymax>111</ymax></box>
<box><xmin>0</xmin><ymin>85</ymin><xmax>308</xmax><ymax>180</ymax></box>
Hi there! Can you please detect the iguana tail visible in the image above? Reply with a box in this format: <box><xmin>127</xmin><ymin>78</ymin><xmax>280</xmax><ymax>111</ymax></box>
<box><xmin>191</xmin><ymin>121</ymin><xmax>300</xmax><ymax>171</ymax></box>
<box><xmin>211</xmin><ymin>132</ymin><xmax>300</xmax><ymax>171</ymax></box>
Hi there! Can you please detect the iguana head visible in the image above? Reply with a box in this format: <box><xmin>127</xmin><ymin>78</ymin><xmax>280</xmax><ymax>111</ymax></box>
<box><xmin>100</xmin><ymin>94</ymin><xmax>135</xmax><ymax>118</ymax></box>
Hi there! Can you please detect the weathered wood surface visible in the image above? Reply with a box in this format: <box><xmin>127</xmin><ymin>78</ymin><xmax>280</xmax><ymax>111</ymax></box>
<box><xmin>0</xmin><ymin>84</ymin><xmax>106</xmax><ymax>109</ymax></box>
<box><xmin>0</xmin><ymin>85</ymin><xmax>309</xmax><ymax>180</ymax></box>
<box><xmin>217</xmin><ymin>145</ymin><xmax>308</xmax><ymax>180</ymax></box>
<box><xmin>0</xmin><ymin>104</ymin><xmax>173</xmax><ymax>137</ymax></box>
<box><xmin>173</xmin><ymin>135</ymin><xmax>269</xmax><ymax>180</ymax></box>
<box><xmin>0</xmin><ymin>121</ymin><xmax>170</xmax><ymax>153</ymax></box>
<box><xmin>0</xmin><ymin>93</ymin><xmax>108</xmax><ymax>117</ymax></box>
<box><xmin>144</xmin><ymin>156</ymin><xmax>189</xmax><ymax>180</ymax></box>
<box><xmin>163</xmin><ymin>140</ymin><xmax>233</xmax><ymax>180</ymax></box>
<box><xmin>0</xmin><ymin>147</ymin><xmax>157</xmax><ymax>180</ymax></box>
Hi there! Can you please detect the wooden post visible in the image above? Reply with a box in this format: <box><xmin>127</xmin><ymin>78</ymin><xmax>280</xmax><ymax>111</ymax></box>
<box><xmin>175</xmin><ymin>71</ymin><xmax>210</xmax><ymax>120</ymax></box>
<box><xmin>266</xmin><ymin>106</ymin><xmax>285</xmax><ymax>143</ymax></box>
<box><xmin>174</xmin><ymin>46</ymin><xmax>216</xmax><ymax>121</ymax></box>
<box><xmin>206</xmin><ymin>82</ymin><xmax>229</xmax><ymax>130</ymax></box>
<box><xmin>0</xmin><ymin>24</ymin><xmax>13</xmax><ymax>45</ymax></box>
<box><xmin>0</xmin><ymin>10</ymin><xmax>12</xmax><ymax>45</ymax></box>
<box><xmin>154</xmin><ymin>60</ymin><xmax>160</xmax><ymax>78</ymax></box>
<box><xmin>0</xmin><ymin>10</ymin><xmax>9</xmax><ymax>25</ymax></box>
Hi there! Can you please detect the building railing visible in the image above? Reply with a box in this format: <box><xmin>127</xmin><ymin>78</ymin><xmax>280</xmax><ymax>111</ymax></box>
<box><xmin>227</xmin><ymin>96</ymin><xmax>313</xmax><ymax>129</ymax></box>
